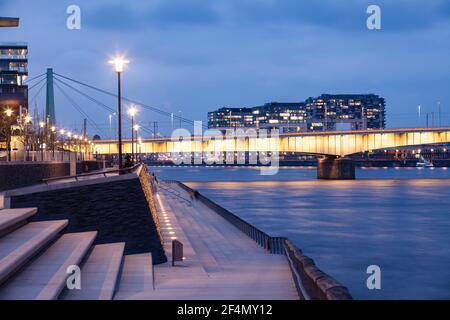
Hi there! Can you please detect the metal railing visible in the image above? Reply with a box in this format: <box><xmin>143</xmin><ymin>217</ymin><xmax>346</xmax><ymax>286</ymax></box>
<box><xmin>158</xmin><ymin>183</ymin><xmax>193</xmax><ymax>204</ymax></box>
<box><xmin>165</xmin><ymin>180</ymin><xmax>353</xmax><ymax>300</ymax></box>
<box><xmin>42</xmin><ymin>164</ymin><xmax>141</xmax><ymax>184</ymax></box>
<box><xmin>166</xmin><ymin>180</ymin><xmax>286</xmax><ymax>255</ymax></box>
<box><xmin>0</xmin><ymin>150</ymin><xmax>93</xmax><ymax>162</ymax></box>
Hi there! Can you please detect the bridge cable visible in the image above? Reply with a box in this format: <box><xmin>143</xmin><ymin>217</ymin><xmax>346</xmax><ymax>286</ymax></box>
<box><xmin>53</xmin><ymin>72</ymin><xmax>207</xmax><ymax>128</ymax></box>
<box><xmin>28</xmin><ymin>80</ymin><xmax>47</xmax><ymax>109</ymax></box>
<box><xmin>23</xmin><ymin>72</ymin><xmax>46</xmax><ymax>84</ymax></box>
<box><xmin>54</xmin><ymin>77</ymin><xmax>115</xmax><ymax>113</ymax></box>
<box><xmin>27</xmin><ymin>76</ymin><xmax>47</xmax><ymax>91</ymax></box>
<box><xmin>54</xmin><ymin>76</ymin><xmax>155</xmax><ymax>136</ymax></box>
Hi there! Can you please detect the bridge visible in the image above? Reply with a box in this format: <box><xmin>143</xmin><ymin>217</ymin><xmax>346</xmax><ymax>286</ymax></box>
<box><xmin>18</xmin><ymin>71</ymin><xmax>450</xmax><ymax>179</ymax></box>
<box><xmin>92</xmin><ymin>127</ymin><xmax>450</xmax><ymax>179</ymax></box>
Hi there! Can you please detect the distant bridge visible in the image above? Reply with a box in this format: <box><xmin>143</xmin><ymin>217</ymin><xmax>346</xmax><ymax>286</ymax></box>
<box><xmin>93</xmin><ymin>127</ymin><xmax>450</xmax><ymax>157</ymax></box>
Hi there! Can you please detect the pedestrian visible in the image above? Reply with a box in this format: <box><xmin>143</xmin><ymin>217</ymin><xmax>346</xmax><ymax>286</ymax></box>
<box><xmin>124</xmin><ymin>153</ymin><xmax>133</xmax><ymax>169</ymax></box>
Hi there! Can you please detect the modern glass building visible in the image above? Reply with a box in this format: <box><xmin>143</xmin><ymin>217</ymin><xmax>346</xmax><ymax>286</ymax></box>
<box><xmin>305</xmin><ymin>94</ymin><xmax>386</xmax><ymax>131</ymax></box>
<box><xmin>208</xmin><ymin>107</ymin><xmax>254</xmax><ymax>129</ymax></box>
<box><xmin>208</xmin><ymin>102</ymin><xmax>307</xmax><ymax>132</ymax></box>
<box><xmin>208</xmin><ymin>94</ymin><xmax>386</xmax><ymax>132</ymax></box>
<box><xmin>0</xmin><ymin>42</ymin><xmax>28</xmax><ymax>113</ymax></box>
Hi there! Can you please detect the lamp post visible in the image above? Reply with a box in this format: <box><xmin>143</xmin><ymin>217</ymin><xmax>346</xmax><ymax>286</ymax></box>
<box><xmin>84</xmin><ymin>137</ymin><xmax>88</xmax><ymax>160</ymax></box>
<box><xmin>127</xmin><ymin>106</ymin><xmax>138</xmax><ymax>163</ymax></box>
<box><xmin>4</xmin><ymin>108</ymin><xmax>14</xmax><ymax>162</ymax></box>
<box><xmin>109</xmin><ymin>56</ymin><xmax>129</xmax><ymax>170</ymax></box>
<box><xmin>74</xmin><ymin>134</ymin><xmax>79</xmax><ymax>160</ymax></box>
<box><xmin>50</xmin><ymin>125</ymin><xmax>56</xmax><ymax>159</ymax></box>
<box><xmin>60</xmin><ymin>129</ymin><xmax>65</xmax><ymax>160</ymax></box>
<box><xmin>39</xmin><ymin>121</ymin><xmax>45</xmax><ymax>161</ymax></box>
<box><xmin>134</xmin><ymin>124</ymin><xmax>140</xmax><ymax>163</ymax></box>
<box><xmin>138</xmin><ymin>136</ymin><xmax>142</xmax><ymax>159</ymax></box>
<box><xmin>24</xmin><ymin>114</ymin><xmax>32</xmax><ymax>160</ymax></box>
<box><xmin>66</xmin><ymin>131</ymin><xmax>72</xmax><ymax>161</ymax></box>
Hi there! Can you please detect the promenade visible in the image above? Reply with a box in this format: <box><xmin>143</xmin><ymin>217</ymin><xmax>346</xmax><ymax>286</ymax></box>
<box><xmin>115</xmin><ymin>181</ymin><xmax>298</xmax><ymax>300</ymax></box>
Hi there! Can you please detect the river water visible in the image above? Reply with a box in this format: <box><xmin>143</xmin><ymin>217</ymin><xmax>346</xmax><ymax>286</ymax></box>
<box><xmin>151</xmin><ymin>166</ymin><xmax>450</xmax><ymax>299</ymax></box>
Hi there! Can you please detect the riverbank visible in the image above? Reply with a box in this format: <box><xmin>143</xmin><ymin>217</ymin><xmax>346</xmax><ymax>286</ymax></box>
<box><xmin>151</xmin><ymin>166</ymin><xmax>450</xmax><ymax>299</ymax></box>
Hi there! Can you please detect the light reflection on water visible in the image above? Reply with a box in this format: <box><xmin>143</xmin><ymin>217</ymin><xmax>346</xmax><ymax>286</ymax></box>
<box><xmin>152</xmin><ymin>166</ymin><xmax>450</xmax><ymax>299</ymax></box>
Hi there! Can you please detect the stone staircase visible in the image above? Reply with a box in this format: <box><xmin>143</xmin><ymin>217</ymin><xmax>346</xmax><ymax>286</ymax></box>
<box><xmin>0</xmin><ymin>208</ymin><xmax>153</xmax><ymax>300</ymax></box>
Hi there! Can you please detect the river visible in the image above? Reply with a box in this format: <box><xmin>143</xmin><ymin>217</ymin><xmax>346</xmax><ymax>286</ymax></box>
<box><xmin>151</xmin><ymin>166</ymin><xmax>450</xmax><ymax>299</ymax></box>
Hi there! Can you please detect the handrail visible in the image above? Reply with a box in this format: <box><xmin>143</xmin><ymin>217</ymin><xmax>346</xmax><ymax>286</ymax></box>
<box><xmin>166</xmin><ymin>180</ymin><xmax>353</xmax><ymax>300</ymax></box>
<box><xmin>42</xmin><ymin>164</ymin><xmax>141</xmax><ymax>184</ymax></box>
<box><xmin>167</xmin><ymin>180</ymin><xmax>282</xmax><ymax>253</ymax></box>
<box><xmin>158</xmin><ymin>184</ymin><xmax>192</xmax><ymax>204</ymax></box>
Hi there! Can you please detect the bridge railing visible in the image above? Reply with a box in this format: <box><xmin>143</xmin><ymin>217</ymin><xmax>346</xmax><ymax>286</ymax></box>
<box><xmin>164</xmin><ymin>180</ymin><xmax>353</xmax><ymax>300</ymax></box>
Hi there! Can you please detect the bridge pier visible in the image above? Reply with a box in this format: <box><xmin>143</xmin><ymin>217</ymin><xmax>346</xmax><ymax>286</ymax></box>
<box><xmin>317</xmin><ymin>157</ymin><xmax>355</xmax><ymax>180</ymax></box>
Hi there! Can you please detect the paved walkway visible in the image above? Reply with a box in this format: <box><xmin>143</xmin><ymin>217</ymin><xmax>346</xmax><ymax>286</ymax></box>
<box><xmin>125</xmin><ymin>182</ymin><xmax>298</xmax><ymax>300</ymax></box>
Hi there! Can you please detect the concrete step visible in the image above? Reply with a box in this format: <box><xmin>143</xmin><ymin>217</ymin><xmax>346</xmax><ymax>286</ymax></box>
<box><xmin>62</xmin><ymin>242</ymin><xmax>125</xmax><ymax>300</ymax></box>
<box><xmin>0</xmin><ymin>231</ymin><xmax>97</xmax><ymax>300</ymax></box>
<box><xmin>114</xmin><ymin>253</ymin><xmax>153</xmax><ymax>300</ymax></box>
<box><xmin>0</xmin><ymin>220</ymin><xmax>68</xmax><ymax>285</ymax></box>
<box><xmin>0</xmin><ymin>208</ymin><xmax>38</xmax><ymax>237</ymax></box>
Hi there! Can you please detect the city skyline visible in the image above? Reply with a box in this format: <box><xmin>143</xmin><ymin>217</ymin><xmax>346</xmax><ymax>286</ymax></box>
<box><xmin>208</xmin><ymin>94</ymin><xmax>386</xmax><ymax>132</ymax></box>
<box><xmin>0</xmin><ymin>0</ymin><xmax>449</xmax><ymax>136</ymax></box>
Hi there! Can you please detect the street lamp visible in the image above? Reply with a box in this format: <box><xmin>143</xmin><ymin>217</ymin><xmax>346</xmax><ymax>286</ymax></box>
<box><xmin>109</xmin><ymin>55</ymin><xmax>129</xmax><ymax>170</ymax></box>
<box><xmin>127</xmin><ymin>106</ymin><xmax>138</xmax><ymax>163</ymax></box>
<box><xmin>4</xmin><ymin>108</ymin><xmax>13</xmax><ymax>117</ymax></box>
<box><xmin>23</xmin><ymin>115</ymin><xmax>32</xmax><ymax>160</ymax></box>
<box><xmin>59</xmin><ymin>129</ymin><xmax>66</xmax><ymax>160</ymax></box>
<box><xmin>50</xmin><ymin>126</ymin><xmax>56</xmax><ymax>159</ymax></box>
<box><xmin>137</xmin><ymin>136</ymin><xmax>143</xmax><ymax>157</ymax></box>
<box><xmin>133</xmin><ymin>124</ymin><xmax>140</xmax><ymax>163</ymax></box>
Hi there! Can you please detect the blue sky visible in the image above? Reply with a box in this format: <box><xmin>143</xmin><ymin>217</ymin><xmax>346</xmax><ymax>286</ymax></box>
<box><xmin>1</xmin><ymin>0</ymin><xmax>450</xmax><ymax>137</ymax></box>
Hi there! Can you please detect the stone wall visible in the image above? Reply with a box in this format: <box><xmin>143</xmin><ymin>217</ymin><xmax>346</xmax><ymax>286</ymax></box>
<box><xmin>284</xmin><ymin>240</ymin><xmax>352</xmax><ymax>300</ymax></box>
<box><xmin>9</xmin><ymin>173</ymin><xmax>167</xmax><ymax>264</ymax></box>
<box><xmin>0</xmin><ymin>161</ymin><xmax>104</xmax><ymax>191</ymax></box>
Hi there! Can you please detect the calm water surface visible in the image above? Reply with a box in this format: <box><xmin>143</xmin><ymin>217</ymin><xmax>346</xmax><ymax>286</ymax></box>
<box><xmin>151</xmin><ymin>166</ymin><xmax>450</xmax><ymax>299</ymax></box>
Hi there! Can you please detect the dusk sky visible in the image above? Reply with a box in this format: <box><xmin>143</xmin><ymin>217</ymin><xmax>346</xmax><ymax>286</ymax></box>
<box><xmin>1</xmin><ymin>0</ymin><xmax>449</xmax><ymax>137</ymax></box>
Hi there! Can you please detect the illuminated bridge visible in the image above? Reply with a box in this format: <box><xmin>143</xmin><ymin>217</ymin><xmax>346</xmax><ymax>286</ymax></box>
<box><xmin>93</xmin><ymin>127</ymin><xmax>450</xmax><ymax>179</ymax></box>
<box><xmin>21</xmin><ymin>71</ymin><xmax>450</xmax><ymax>179</ymax></box>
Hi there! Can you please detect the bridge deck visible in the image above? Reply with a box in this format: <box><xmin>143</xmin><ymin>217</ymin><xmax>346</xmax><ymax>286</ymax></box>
<box><xmin>118</xmin><ymin>182</ymin><xmax>298</xmax><ymax>300</ymax></box>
